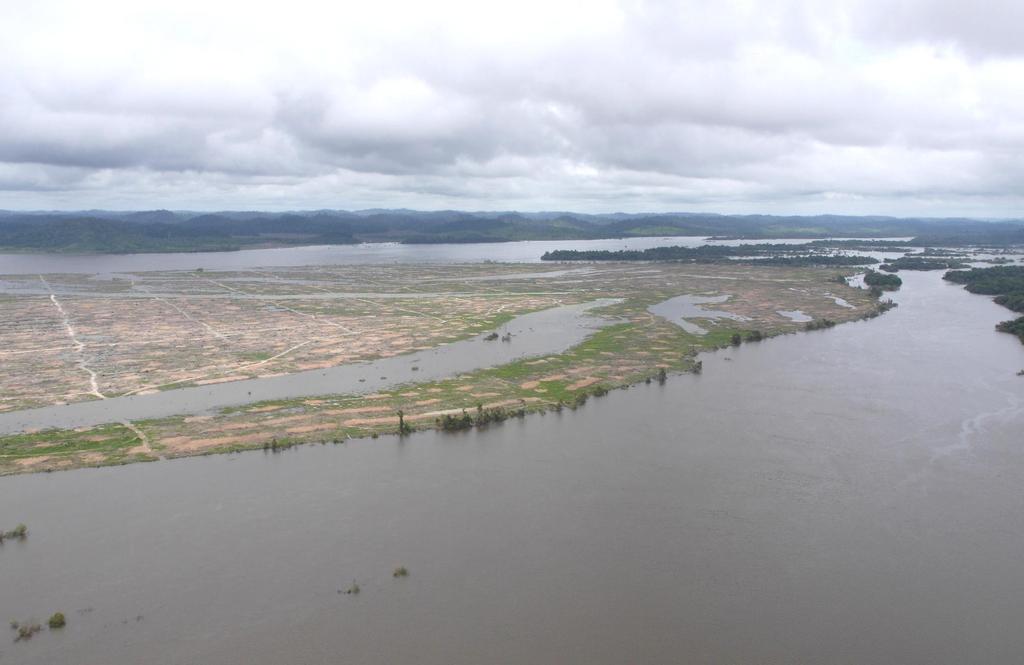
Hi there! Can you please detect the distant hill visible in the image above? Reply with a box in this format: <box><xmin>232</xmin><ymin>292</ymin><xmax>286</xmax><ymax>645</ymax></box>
<box><xmin>0</xmin><ymin>209</ymin><xmax>1021</xmax><ymax>253</ymax></box>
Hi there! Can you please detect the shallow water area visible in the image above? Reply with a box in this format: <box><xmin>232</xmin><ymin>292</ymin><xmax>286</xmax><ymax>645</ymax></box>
<box><xmin>776</xmin><ymin>309</ymin><xmax>812</xmax><ymax>322</ymax></box>
<box><xmin>647</xmin><ymin>293</ymin><xmax>750</xmax><ymax>334</ymax></box>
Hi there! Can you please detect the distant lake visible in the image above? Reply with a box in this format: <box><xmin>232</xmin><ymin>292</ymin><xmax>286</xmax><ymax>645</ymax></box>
<box><xmin>0</xmin><ymin>236</ymin><xmax>906</xmax><ymax>274</ymax></box>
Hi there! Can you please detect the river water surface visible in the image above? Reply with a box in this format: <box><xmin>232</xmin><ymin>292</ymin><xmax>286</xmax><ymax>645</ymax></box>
<box><xmin>0</xmin><ymin>236</ymin><xmax>900</xmax><ymax>274</ymax></box>
<box><xmin>1</xmin><ymin>271</ymin><xmax>1023</xmax><ymax>664</ymax></box>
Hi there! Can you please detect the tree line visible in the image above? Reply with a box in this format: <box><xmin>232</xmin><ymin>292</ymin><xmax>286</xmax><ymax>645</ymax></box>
<box><xmin>541</xmin><ymin>243</ymin><xmax>879</xmax><ymax>265</ymax></box>
<box><xmin>944</xmin><ymin>266</ymin><xmax>1024</xmax><ymax>344</ymax></box>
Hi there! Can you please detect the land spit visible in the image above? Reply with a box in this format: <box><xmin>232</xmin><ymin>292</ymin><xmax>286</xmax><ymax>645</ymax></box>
<box><xmin>0</xmin><ymin>262</ymin><xmax>886</xmax><ymax>474</ymax></box>
<box><xmin>0</xmin><ymin>300</ymin><xmax>618</xmax><ymax>434</ymax></box>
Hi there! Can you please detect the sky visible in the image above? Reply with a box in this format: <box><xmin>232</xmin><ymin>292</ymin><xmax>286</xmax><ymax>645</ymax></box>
<box><xmin>1</xmin><ymin>0</ymin><xmax>1022</xmax><ymax>216</ymax></box>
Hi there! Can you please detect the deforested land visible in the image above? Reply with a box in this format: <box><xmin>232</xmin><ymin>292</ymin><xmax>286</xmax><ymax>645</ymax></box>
<box><xmin>0</xmin><ymin>261</ymin><xmax>888</xmax><ymax>474</ymax></box>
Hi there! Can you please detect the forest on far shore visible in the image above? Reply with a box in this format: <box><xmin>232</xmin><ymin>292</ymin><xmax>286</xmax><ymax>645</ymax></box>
<box><xmin>1</xmin><ymin>209</ymin><xmax>1023</xmax><ymax>254</ymax></box>
<box><xmin>944</xmin><ymin>266</ymin><xmax>1024</xmax><ymax>344</ymax></box>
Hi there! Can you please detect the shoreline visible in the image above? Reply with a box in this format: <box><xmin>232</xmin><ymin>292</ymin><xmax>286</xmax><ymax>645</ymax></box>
<box><xmin>0</xmin><ymin>279</ymin><xmax>891</xmax><ymax>476</ymax></box>
<box><xmin>0</xmin><ymin>300</ymin><xmax>618</xmax><ymax>435</ymax></box>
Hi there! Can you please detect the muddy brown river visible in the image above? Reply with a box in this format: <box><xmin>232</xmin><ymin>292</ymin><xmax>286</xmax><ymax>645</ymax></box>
<box><xmin>1</xmin><ymin>270</ymin><xmax>1022</xmax><ymax>664</ymax></box>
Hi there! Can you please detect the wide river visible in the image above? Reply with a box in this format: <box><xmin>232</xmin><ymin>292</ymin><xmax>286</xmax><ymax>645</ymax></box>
<box><xmin>0</xmin><ymin>235</ymin><xmax>901</xmax><ymax>274</ymax></box>
<box><xmin>2</xmin><ymin>267</ymin><xmax>1023</xmax><ymax>663</ymax></box>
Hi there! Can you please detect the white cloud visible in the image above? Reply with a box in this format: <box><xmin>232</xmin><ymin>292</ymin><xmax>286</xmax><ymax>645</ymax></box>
<box><xmin>0</xmin><ymin>0</ymin><xmax>1022</xmax><ymax>215</ymax></box>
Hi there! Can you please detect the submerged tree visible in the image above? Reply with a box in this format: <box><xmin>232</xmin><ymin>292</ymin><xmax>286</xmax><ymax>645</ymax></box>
<box><xmin>864</xmin><ymin>269</ymin><xmax>902</xmax><ymax>291</ymax></box>
<box><xmin>397</xmin><ymin>410</ymin><xmax>412</xmax><ymax>435</ymax></box>
<box><xmin>0</xmin><ymin>523</ymin><xmax>27</xmax><ymax>543</ymax></box>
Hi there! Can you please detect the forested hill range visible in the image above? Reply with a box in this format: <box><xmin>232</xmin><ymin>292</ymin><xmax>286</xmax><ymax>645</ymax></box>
<box><xmin>0</xmin><ymin>209</ymin><xmax>1022</xmax><ymax>253</ymax></box>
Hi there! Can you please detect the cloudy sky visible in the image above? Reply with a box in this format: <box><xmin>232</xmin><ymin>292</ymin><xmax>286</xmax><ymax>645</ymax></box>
<box><xmin>1</xmin><ymin>0</ymin><xmax>1022</xmax><ymax>215</ymax></box>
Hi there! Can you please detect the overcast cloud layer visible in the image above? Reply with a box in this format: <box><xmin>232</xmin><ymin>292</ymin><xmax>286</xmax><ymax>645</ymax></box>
<box><xmin>1</xmin><ymin>0</ymin><xmax>1023</xmax><ymax>215</ymax></box>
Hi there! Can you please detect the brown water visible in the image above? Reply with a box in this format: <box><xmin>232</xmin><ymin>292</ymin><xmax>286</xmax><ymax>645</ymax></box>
<box><xmin>1</xmin><ymin>270</ymin><xmax>1023</xmax><ymax>664</ymax></box>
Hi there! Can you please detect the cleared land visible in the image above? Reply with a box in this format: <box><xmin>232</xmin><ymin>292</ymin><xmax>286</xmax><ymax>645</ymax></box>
<box><xmin>1</xmin><ymin>265</ymin><xmax>574</xmax><ymax>412</ymax></box>
<box><xmin>0</xmin><ymin>262</ymin><xmax>886</xmax><ymax>474</ymax></box>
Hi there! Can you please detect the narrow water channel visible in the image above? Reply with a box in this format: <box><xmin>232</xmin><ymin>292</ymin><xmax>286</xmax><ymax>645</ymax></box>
<box><xmin>0</xmin><ymin>300</ymin><xmax>616</xmax><ymax>434</ymax></box>
<box><xmin>1</xmin><ymin>271</ymin><xmax>1022</xmax><ymax>664</ymax></box>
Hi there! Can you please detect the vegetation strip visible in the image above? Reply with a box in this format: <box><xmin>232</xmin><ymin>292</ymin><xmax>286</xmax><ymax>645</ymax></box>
<box><xmin>944</xmin><ymin>266</ymin><xmax>1024</xmax><ymax>344</ymax></box>
<box><xmin>541</xmin><ymin>242</ymin><xmax>881</xmax><ymax>264</ymax></box>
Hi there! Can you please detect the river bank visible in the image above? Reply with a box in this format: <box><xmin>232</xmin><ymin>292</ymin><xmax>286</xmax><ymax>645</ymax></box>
<box><xmin>0</xmin><ymin>263</ymin><xmax>883</xmax><ymax>474</ymax></box>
